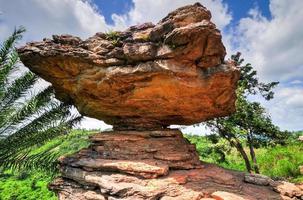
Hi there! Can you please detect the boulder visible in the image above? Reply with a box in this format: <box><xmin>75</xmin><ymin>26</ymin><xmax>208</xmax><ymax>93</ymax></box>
<box><xmin>273</xmin><ymin>181</ymin><xmax>303</xmax><ymax>198</ymax></box>
<box><xmin>17</xmin><ymin>3</ymin><xmax>239</xmax><ymax>130</ymax></box>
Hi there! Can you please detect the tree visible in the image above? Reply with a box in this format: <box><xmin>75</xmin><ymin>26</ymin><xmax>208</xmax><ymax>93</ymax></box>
<box><xmin>0</xmin><ymin>27</ymin><xmax>82</xmax><ymax>172</ymax></box>
<box><xmin>205</xmin><ymin>53</ymin><xmax>289</xmax><ymax>173</ymax></box>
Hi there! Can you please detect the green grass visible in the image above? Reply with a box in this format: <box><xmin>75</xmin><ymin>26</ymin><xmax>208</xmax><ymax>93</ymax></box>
<box><xmin>258</xmin><ymin>144</ymin><xmax>303</xmax><ymax>180</ymax></box>
<box><xmin>187</xmin><ymin>134</ymin><xmax>303</xmax><ymax>182</ymax></box>
<box><xmin>0</xmin><ymin>171</ymin><xmax>56</xmax><ymax>200</ymax></box>
<box><xmin>0</xmin><ymin>130</ymin><xmax>302</xmax><ymax>199</ymax></box>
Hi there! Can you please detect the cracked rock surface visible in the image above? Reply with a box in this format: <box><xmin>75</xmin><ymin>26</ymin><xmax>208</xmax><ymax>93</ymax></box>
<box><xmin>49</xmin><ymin>130</ymin><xmax>300</xmax><ymax>200</ymax></box>
<box><xmin>18</xmin><ymin>3</ymin><xmax>239</xmax><ymax>130</ymax></box>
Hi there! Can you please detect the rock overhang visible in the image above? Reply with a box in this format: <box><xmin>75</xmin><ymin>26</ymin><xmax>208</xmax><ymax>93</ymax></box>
<box><xmin>17</xmin><ymin>3</ymin><xmax>240</xmax><ymax>130</ymax></box>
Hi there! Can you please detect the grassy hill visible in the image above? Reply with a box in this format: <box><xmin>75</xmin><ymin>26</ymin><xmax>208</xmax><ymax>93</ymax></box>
<box><xmin>0</xmin><ymin>129</ymin><xmax>302</xmax><ymax>200</ymax></box>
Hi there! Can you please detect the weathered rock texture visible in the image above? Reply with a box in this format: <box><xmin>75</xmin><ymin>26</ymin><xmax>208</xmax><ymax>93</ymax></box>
<box><xmin>49</xmin><ymin>130</ymin><xmax>302</xmax><ymax>200</ymax></box>
<box><xmin>18</xmin><ymin>3</ymin><xmax>239</xmax><ymax>130</ymax></box>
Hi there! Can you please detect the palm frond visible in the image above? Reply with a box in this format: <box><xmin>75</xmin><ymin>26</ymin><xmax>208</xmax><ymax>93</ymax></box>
<box><xmin>0</xmin><ymin>116</ymin><xmax>82</xmax><ymax>173</ymax></box>
<box><xmin>0</xmin><ymin>72</ymin><xmax>38</xmax><ymax>111</ymax></box>
<box><xmin>0</xmin><ymin>26</ymin><xmax>25</xmax><ymax>63</ymax></box>
<box><xmin>0</xmin><ymin>50</ymin><xmax>19</xmax><ymax>91</ymax></box>
<box><xmin>0</xmin><ymin>27</ymin><xmax>83</xmax><ymax>173</ymax></box>
<box><xmin>0</xmin><ymin>86</ymin><xmax>54</xmax><ymax>135</ymax></box>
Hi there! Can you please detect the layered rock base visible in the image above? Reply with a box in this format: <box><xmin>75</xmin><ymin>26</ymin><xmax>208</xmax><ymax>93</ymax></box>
<box><xmin>49</xmin><ymin>130</ymin><xmax>302</xmax><ymax>200</ymax></box>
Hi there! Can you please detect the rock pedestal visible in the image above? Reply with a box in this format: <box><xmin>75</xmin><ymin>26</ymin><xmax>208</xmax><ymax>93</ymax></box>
<box><xmin>49</xmin><ymin>129</ymin><xmax>288</xmax><ymax>200</ymax></box>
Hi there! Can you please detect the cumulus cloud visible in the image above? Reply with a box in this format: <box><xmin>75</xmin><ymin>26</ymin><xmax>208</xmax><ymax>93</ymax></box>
<box><xmin>0</xmin><ymin>0</ymin><xmax>122</xmax><ymax>42</ymax></box>
<box><xmin>230</xmin><ymin>0</ymin><xmax>303</xmax><ymax>83</ymax></box>
<box><xmin>258</xmin><ymin>85</ymin><xmax>303</xmax><ymax>131</ymax></box>
<box><xmin>226</xmin><ymin>0</ymin><xmax>303</xmax><ymax>131</ymax></box>
<box><xmin>116</xmin><ymin>0</ymin><xmax>231</xmax><ymax>30</ymax></box>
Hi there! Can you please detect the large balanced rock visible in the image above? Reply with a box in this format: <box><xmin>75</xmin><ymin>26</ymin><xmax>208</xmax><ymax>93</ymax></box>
<box><xmin>18</xmin><ymin>3</ymin><xmax>303</xmax><ymax>200</ymax></box>
<box><xmin>18</xmin><ymin>3</ymin><xmax>239</xmax><ymax>130</ymax></box>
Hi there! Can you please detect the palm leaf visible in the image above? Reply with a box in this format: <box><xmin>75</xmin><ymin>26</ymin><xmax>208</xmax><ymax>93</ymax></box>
<box><xmin>0</xmin><ymin>86</ymin><xmax>54</xmax><ymax>135</ymax></box>
<box><xmin>0</xmin><ymin>72</ymin><xmax>38</xmax><ymax>111</ymax></box>
<box><xmin>0</xmin><ymin>27</ymin><xmax>83</xmax><ymax>173</ymax></box>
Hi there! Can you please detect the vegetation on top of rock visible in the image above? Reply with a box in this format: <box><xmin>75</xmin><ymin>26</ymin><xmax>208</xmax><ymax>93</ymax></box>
<box><xmin>105</xmin><ymin>30</ymin><xmax>122</xmax><ymax>46</ymax></box>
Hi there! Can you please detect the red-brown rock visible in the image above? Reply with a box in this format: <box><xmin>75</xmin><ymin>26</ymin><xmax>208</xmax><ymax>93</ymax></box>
<box><xmin>17</xmin><ymin>3</ymin><xmax>239</xmax><ymax>130</ymax></box>
<box><xmin>49</xmin><ymin>130</ymin><xmax>293</xmax><ymax>200</ymax></box>
<box><xmin>273</xmin><ymin>181</ymin><xmax>303</xmax><ymax>198</ymax></box>
<box><xmin>211</xmin><ymin>191</ymin><xmax>247</xmax><ymax>200</ymax></box>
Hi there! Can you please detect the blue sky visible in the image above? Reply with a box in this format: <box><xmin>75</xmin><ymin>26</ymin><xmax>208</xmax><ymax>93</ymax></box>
<box><xmin>225</xmin><ymin>0</ymin><xmax>271</xmax><ymax>21</ymax></box>
<box><xmin>93</xmin><ymin>0</ymin><xmax>134</xmax><ymax>24</ymax></box>
<box><xmin>94</xmin><ymin>0</ymin><xmax>272</xmax><ymax>25</ymax></box>
<box><xmin>0</xmin><ymin>0</ymin><xmax>302</xmax><ymax>133</ymax></box>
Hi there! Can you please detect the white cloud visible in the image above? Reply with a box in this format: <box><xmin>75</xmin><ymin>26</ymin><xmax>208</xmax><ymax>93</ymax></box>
<box><xmin>77</xmin><ymin>117</ymin><xmax>112</xmax><ymax>131</ymax></box>
<box><xmin>259</xmin><ymin>86</ymin><xmax>303</xmax><ymax>131</ymax></box>
<box><xmin>0</xmin><ymin>0</ymin><xmax>122</xmax><ymax>43</ymax></box>
<box><xmin>225</xmin><ymin>0</ymin><xmax>303</xmax><ymax>131</ymax></box>
<box><xmin>118</xmin><ymin>0</ymin><xmax>231</xmax><ymax>30</ymax></box>
<box><xmin>229</xmin><ymin>0</ymin><xmax>303</xmax><ymax>83</ymax></box>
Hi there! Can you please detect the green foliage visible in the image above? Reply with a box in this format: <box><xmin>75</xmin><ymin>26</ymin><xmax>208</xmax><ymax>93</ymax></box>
<box><xmin>0</xmin><ymin>27</ymin><xmax>82</xmax><ymax>172</ymax></box>
<box><xmin>187</xmin><ymin>133</ymin><xmax>303</xmax><ymax>182</ymax></box>
<box><xmin>105</xmin><ymin>31</ymin><xmax>121</xmax><ymax>46</ymax></box>
<box><xmin>27</xmin><ymin>129</ymin><xmax>94</xmax><ymax>174</ymax></box>
<box><xmin>185</xmin><ymin>134</ymin><xmax>231</xmax><ymax>164</ymax></box>
<box><xmin>204</xmin><ymin>53</ymin><xmax>289</xmax><ymax>173</ymax></box>
<box><xmin>258</xmin><ymin>143</ymin><xmax>303</xmax><ymax>179</ymax></box>
<box><xmin>232</xmin><ymin>52</ymin><xmax>279</xmax><ymax>100</ymax></box>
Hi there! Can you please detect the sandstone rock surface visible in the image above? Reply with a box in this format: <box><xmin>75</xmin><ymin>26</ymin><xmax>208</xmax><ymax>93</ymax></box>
<box><xmin>49</xmin><ymin>130</ymin><xmax>299</xmax><ymax>200</ymax></box>
<box><xmin>18</xmin><ymin>3</ymin><xmax>239</xmax><ymax>130</ymax></box>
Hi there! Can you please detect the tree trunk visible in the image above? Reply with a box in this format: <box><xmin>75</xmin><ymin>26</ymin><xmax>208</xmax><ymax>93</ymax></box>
<box><xmin>247</xmin><ymin>133</ymin><xmax>260</xmax><ymax>173</ymax></box>
<box><xmin>231</xmin><ymin>138</ymin><xmax>252</xmax><ymax>173</ymax></box>
<box><xmin>218</xmin><ymin>128</ymin><xmax>252</xmax><ymax>173</ymax></box>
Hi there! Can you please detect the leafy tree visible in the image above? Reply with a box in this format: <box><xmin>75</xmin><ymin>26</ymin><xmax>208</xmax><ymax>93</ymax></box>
<box><xmin>0</xmin><ymin>27</ymin><xmax>82</xmax><ymax>173</ymax></box>
<box><xmin>205</xmin><ymin>52</ymin><xmax>290</xmax><ymax>173</ymax></box>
